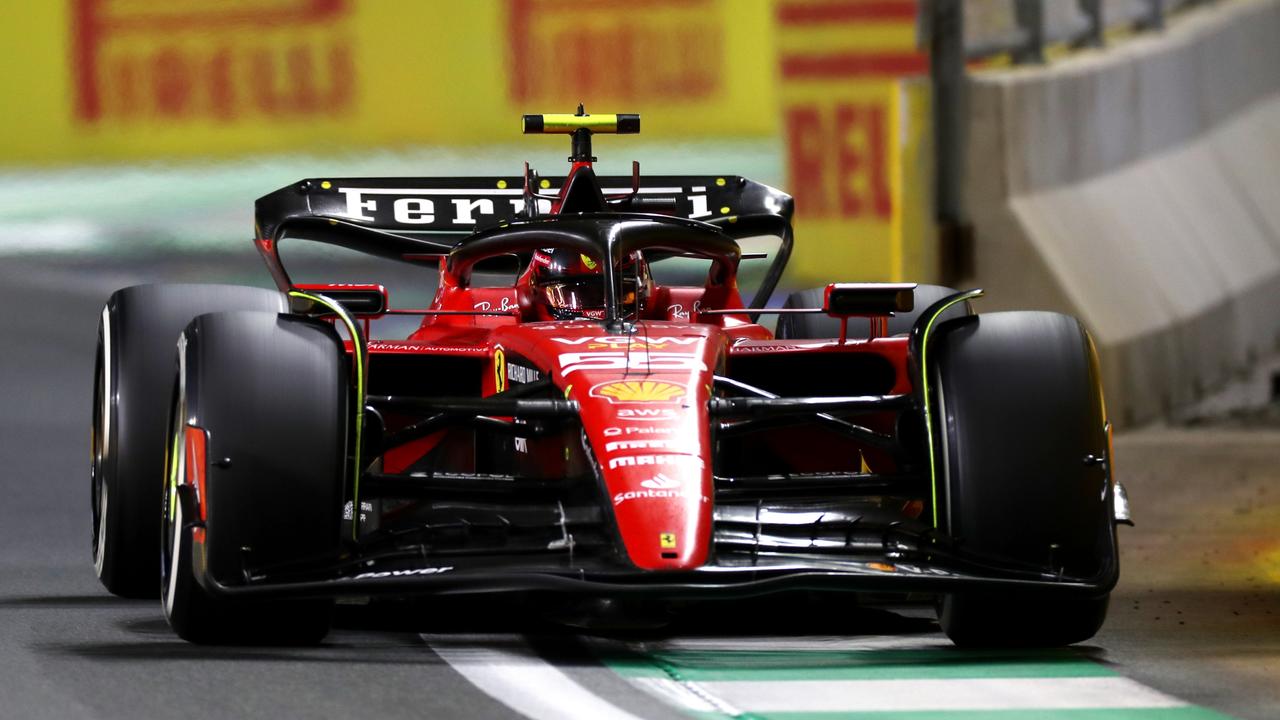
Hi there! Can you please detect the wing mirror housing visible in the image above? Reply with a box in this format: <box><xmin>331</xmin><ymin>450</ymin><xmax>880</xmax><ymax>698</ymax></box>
<box><xmin>823</xmin><ymin>283</ymin><xmax>916</xmax><ymax>341</ymax></box>
<box><xmin>293</xmin><ymin>283</ymin><xmax>388</xmax><ymax>317</ymax></box>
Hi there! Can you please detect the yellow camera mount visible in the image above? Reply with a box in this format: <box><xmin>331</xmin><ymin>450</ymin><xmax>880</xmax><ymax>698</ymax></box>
<box><xmin>522</xmin><ymin>105</ymin><xmax>639</xmax><ymax>163</ymax></box>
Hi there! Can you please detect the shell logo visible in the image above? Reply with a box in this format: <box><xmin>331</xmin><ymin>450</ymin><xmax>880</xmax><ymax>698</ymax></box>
<box><xmin>591</xmin><ymin>380</ymin><xmax>686</xmax><ymax>404</ymax></box>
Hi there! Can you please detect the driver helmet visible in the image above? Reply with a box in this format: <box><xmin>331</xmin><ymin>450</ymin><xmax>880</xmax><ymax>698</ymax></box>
<box><xmin>527</xmin><ymin>248</ymin><xmax>650</xmax><ymax>321</ymax></box>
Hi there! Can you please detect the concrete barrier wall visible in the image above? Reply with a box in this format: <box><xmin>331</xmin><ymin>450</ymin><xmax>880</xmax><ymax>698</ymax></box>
<box><xmin>962</xmin><ymin>0</ymin><xmax>1280</xmax><ymax>425</ymax></box>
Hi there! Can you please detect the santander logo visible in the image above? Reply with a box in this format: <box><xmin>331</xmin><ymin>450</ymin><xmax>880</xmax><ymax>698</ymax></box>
<box><xmin>640</xmin><ymin>473</ymin><xmax>681</xmax><ymax>490</ymax></box>
<box><xmin>614</xmin><ymin>472</ymin><xmax>706</xmax><ymax>506</ymax></box>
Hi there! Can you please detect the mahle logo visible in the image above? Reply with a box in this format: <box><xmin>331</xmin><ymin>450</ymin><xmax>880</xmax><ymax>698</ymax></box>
<box><xmin>591</xmin><ymin>380</ymin><xmax>685</xmax><ymax>404</ymax></box>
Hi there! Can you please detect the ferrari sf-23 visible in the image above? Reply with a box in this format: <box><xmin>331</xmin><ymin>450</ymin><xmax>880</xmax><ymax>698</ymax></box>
<box><xmin>90</xmin><ymin>111</ymin><xmax>1129</xmax><ymax>646</ymax></box>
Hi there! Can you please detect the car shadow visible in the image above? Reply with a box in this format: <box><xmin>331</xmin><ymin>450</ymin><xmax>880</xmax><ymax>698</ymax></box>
<box><xmin>43</xmin><ymin>591</ymin><xmax>1112</xmax><ymax>669</ymax></box>
<box><xmin>0</xmin><ymin>594</ymin><xmax>145</xmax><ymax>609</ymax></box>
<box><xmin>44</xmin><ymin>613</ymin><xmax>448</xmax><ymax>665</ymax></box>
<box><xmin>340</xmin><ymin>592</ymin><xmax>928</xmax><ymax>632</ymax></box>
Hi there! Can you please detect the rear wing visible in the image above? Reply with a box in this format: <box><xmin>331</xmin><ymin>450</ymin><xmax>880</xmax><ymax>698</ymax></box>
<box><xmin>254</xmin><ymin>175</ymin><xmax>794</xmax><ymax>242</ymax></box>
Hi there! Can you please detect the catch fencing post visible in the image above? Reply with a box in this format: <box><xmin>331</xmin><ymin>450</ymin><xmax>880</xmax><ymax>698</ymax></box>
<box><xmin>1013</xmin><ymin>0</ymin><xmax>1046</xmax><ymax>63</ymax></box>
<box><xmin>1079</xmin><ymin>0</ymin><xmax>1105</xmax><ymax>47</ymax></box>
<box><xmin>928</xmin><ymin>0</ymin><xmax>973</xmax><ymax>284</ymax></box>
<box><xmin>1140</xmin><ymin>0</ymin><xmax>1166</xmax><ymax>30</ymax></box>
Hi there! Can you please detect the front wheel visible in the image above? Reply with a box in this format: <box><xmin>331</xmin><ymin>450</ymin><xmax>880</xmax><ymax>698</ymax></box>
<box><xmin>161</xmin><ymin>310</ymin><xmax>347</xmax><ymax>644</ymax></box>
<box><xmin>931</xmin><ymin>311</ymin><xmax>1116</xmax><ymax>647</ymax></box>
<box><xmin>92</xmin><ymin>284</ymin><xmax>287</xmax><ymax>598</ymax></box>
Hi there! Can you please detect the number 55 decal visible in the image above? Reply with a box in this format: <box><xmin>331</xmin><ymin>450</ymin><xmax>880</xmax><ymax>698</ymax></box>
<box><xmin>559</xmin><ymin>352</ymin><xmax>706</xmax><ymax>375</ymax></box>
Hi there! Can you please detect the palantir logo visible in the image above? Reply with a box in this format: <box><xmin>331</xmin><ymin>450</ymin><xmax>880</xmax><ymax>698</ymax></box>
<box><xmin>640</xmin><ymin>473</ymin><xmax>681</xmax><ymax>490</ymax></box>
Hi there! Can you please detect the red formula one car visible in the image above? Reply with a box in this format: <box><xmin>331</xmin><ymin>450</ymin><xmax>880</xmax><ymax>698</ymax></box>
<box><xmin>90</xmin><ymin>112</ymin><xmax>1128</xmax><ymax>646</ymax></box>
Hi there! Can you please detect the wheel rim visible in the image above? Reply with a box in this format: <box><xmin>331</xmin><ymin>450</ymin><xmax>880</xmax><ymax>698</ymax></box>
<box><xmin>93</xmin><ymin>482</ymin><xmax>108</xmax><ymax>576</ymax></box>
<box><xmin>161</xmin><ymin>418</ymin><xmax>185</xmax><ymax>618</ymax></box>
<box><xmin>161</xmin><ymin>355</ymin><xmax>187</xmax><ymax>618</ymax></box>
<box><xmin>92</xmin><ymin>314</ymin><xmax>111</xmax><ymax>576</ymax></box>
<box><xmin>162</xmin><ymin>495</ymin><xmax>181</xmax><ymax>619</ymax></box>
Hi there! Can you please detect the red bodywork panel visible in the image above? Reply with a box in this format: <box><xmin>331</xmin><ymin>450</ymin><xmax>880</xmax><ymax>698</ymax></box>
<box><xmin>361</xmin><ymin>310</ymin><xmax>911</xmax><ymax>571</ymax></box>
<box><xmin>490</xmin><ymin>321</ymin><xmax>720</xmax><ymax>570</ymax></box>
<box><xmin>180</xmin><ymin>425</ymin><xmax>209</xmax><ymax>545</ymax></box>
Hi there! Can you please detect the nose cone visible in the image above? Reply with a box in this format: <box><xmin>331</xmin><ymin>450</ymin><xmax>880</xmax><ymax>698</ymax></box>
<box><xmin>553</xmin><ymin>327</ymin><xmax>719</xmax><ymax>571</ymax></box>
<box><xmin>585</xmin><ymin>379</ymin><xmax>712</xmax><ymax>570</ymax></box>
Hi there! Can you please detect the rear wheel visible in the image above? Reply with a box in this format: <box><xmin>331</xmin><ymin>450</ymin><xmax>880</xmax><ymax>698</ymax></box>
<box><xmin>932</xmin><ymin>311</ymin><xmax>1115</xmax><ymax>647</ymax></box>
<box><xmin>161</xmin><ymin>310</ymin><xmax>347</xmax><ymax>644</ymax></box>
<box><xmin>775</xmin><ymin>284</ymin><xmax>969</xmax><ymax>340</ymax></box>
<box><xmin>92</xmin><ymin>284</ymin><xmax>286</xmax><ymax>598</ymax></box>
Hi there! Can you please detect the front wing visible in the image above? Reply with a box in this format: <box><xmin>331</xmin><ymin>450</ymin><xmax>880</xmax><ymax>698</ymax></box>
<box><xmin>187</xmin><ymin>523</ymin><xmax>1120</xmax><ymax>602</ymax></box>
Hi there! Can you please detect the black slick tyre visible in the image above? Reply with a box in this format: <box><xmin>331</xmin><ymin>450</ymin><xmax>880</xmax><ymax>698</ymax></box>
<box><xmin>161</xmin><ymin>310</ymin><xmax>346</xmax><ymax>644</ymax></box>
<box><xmin>931</xmin><ymin>311</ymin><xmax>1116</xmax><ymax>647</ymax></box>
<box><xmin>775</xmin><ymin>284</ymin><xmax>969</xmax><ymax>340</ymax></box>
<box><xmin>92</xmin><ymin>284</ymin><xmax>286</xmax><ymax>598</ymax></box>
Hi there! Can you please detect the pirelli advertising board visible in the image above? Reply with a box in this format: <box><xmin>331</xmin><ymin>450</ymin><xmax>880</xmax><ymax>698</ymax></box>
<box><xmin>0</xmin><ymin>0</ymin><xmax>932</xmax><ymax>283</ymax></box>
<box><xmin>773</xmin><ymin>0</ymin><xmax>935</xmax><ymax>281</ymax></box>
<box><xmin>1</xmin><ymin>0</ymin><xmax>777</xmax><ymax>163</ymax></box>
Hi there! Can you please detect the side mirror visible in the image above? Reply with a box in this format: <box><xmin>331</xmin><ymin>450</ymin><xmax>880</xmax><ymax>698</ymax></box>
<box><xmin>823</xmin><ymin>283</ymin><xmax>916</xmax><ymax>342</ymax></box>
<box><xmin>824</xmin><ymin>283</ymin><xmax>916</xmax><ymax>317</ymax></box>
<box><xmin>293</xmin><ymin>283</ymin><xmax>388</xmax><ymax>316</ymax></box>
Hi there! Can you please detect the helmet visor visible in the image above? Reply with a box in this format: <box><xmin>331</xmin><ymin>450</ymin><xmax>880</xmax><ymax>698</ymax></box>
<box><xmin>538</xmin><ymin>279</ymin><xmax>638</xmax><ymax>312</ymax></box>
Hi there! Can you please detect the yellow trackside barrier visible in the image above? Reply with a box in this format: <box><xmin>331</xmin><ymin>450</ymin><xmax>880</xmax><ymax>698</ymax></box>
<box><xmin>0</xmin><ymin>0</ymin><xmax>776</xmax><ymax>165</ymax></box>
<box><xmin>774</xmin><ymin>0</ymin><xmax>935</xmax><ymax>286</ymax></box>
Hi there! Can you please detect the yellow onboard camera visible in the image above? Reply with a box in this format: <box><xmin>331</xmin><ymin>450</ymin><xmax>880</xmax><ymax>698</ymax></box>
<box><xmin>521</xmin><ymin>106</ymin><xmax>639</xmax><ymax>162</ymax></box>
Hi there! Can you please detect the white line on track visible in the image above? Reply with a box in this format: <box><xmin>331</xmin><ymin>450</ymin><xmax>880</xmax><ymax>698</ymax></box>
<box><xmin>695</xmin><ymin>676</ymin><xmax>1188</xmax><ymax>713</ymax></box>
<box><xmin>421</xmin><ymin>634</ymin><xmax>645</xmax><ymax>720</ymax></box>
<box><xmin>628</xmin><ymin>676</ymin><xmax>744</xmax><ymax>716</ymax></box>
<box><xmin>425</xmin><ymin>631</ymin><xmax>1196</xmax><ymax>719</ymax></box>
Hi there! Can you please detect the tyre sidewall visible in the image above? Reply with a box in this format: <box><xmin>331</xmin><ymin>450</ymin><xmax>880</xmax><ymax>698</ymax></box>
<box><xmin>933</xmin><ymin>311</ymin><xmax>1115</xmax><ymax>646</ymax></box>
<box><xmin>936</xmin><ymin>311</ymin><xmax>1112</xmax><ymax>576</ymax></box>
<box><xmin>93</xmin><ymin>284</ymin><xmax>286</xmax><ymax>598</ymax></box>
<box><xmin>163</xmin><ymin>310</ymin><xmax>344</xmax><ymax>644</ymax></box>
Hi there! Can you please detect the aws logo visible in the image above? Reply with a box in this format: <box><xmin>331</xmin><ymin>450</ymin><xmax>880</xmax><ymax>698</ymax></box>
<box><xmin>590</xmin><ymin>380</ymin><xmax>686</xmax><ymax>404</ymax></box>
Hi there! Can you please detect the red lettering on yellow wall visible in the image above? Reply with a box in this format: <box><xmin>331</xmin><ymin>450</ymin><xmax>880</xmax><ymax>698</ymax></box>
<box><xmin>508</xmin><ymin>0</ymin><xmax>722</xmax><ymax>105</ymax></box>
<box><xmin>786</xmin><ymin>105</ymin><xmax>828</xmax><ymax>217</ymax></box>
<box><xmin>71</xmin><ymin>0</ymin><xmax>354</xmax><ymax>123</ymax></box>
<box><xmin>785</xmin><ymin>101</ymin><xmax>891</xmax><ymax>220</ymax></box>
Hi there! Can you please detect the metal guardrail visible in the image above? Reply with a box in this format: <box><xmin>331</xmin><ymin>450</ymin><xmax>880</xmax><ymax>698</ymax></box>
<box><xmin>952</xmin><ymin>0</ymin><xmax>1221</xmax><ymax>64</ymax></box>
<box><xmin>924</xmin><ymin>0</ymin><xmax>1221</xmax><ymax>284</ymax></box>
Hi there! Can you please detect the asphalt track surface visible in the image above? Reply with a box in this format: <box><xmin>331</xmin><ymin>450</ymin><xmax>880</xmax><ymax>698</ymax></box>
<box><xmin>2</xmin><ymin>253</ymin><xmax>1277</xmax><ymax>719</ymax></box>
